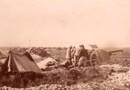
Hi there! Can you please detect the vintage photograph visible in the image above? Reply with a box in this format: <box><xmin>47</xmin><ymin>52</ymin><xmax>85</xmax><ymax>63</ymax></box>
<box><xmin>0</xmin><ymin>0</ymin><xmax>130</xmax><ymax>90</ymax></box>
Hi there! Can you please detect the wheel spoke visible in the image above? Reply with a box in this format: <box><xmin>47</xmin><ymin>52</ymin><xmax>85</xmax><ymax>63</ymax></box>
<box><xmin>90</xmin><ymin>52</ymin><xmax>99</xmax><ymax>66</ymax></box>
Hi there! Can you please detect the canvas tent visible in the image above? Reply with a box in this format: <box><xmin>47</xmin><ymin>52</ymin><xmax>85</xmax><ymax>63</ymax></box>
<box><xmin>0</xmin><ymin>50</ymin><xmax>7</xmax><ymax>59</ymax></box>
<box><xmin>31</xmin><ymin>54</ymin><xmax>43</xmax><ymax>63</ymax></box>
<box><xmin>30</xmin><ymin>48</ymin><xmax>49</xmax><ymax>57</ymax></box>
<box><xmin>0</xmin><ymin>58</ymin><xmax>6</xmax><ymax>67</ymax></box>
<box><xmin>2</xmin><ymin>51</ymin><xmax>42</xmax><ymax>73</ymax></box>
<box><xmin>0</xmin><ymin>50</ymin><xmax>7</xmax><ymax>67</ymax></box>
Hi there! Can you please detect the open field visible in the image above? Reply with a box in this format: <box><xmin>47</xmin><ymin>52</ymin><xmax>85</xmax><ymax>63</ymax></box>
<box><xmin>0</xmin><ymin>47</ymin><xmax>130</xmax><ymax>90</ymax></box>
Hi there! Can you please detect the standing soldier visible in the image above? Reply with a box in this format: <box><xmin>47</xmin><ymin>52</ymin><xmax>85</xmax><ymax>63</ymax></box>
<box><xmin>65</xmin><ymin>46</ymin><xmax>73</xmax><ymax>66</ymax></box>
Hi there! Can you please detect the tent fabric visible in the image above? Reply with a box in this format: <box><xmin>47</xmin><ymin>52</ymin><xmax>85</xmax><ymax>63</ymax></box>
<box><xmin>31</xmin><ymin>54</ymin><xmax>43</xmax><ymax>63</ymax></box>
<box><xmin>0</xmin><ymin>58</ymin><xmax>6</xmax><ymax>67</ymax></box>
<box><xmin>0</xmin><ymin>50</ymin><xmax>7</xmax><ymax>59</ymax></box>
<box><xmin>2</xmin><ymin>51</ymin><xmax>42</xmax><ymax>73</ymax></box>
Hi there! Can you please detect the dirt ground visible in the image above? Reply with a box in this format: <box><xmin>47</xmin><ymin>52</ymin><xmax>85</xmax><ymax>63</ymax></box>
<box><xmin>0</xmin><ymin>48</ymin><xmax>130</xmax><ymax>90</ymax></box>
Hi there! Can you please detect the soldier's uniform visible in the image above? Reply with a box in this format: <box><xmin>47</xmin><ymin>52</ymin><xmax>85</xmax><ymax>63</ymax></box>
<box><xmin>74</xmin><ymin>45</ymin><xmax>89</xmax><ymax>67</ymax></box>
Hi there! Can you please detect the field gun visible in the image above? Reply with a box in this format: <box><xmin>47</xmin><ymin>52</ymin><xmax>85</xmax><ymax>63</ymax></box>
<box><xmin>88</xmin><ymin>45</ymin><xmax>123</xmax><ymax>66</ymax></box>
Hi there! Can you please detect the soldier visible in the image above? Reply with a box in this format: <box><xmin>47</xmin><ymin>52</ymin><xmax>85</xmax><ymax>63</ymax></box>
<box><xmin>74</xmin><ymin>45</ymin><xmax>89</xmax><ymax>67</ymax></box>
<box><xmin>65</xmin><ymin>46</ymin><xmax>73</xmax><ymax>66</ymax></box>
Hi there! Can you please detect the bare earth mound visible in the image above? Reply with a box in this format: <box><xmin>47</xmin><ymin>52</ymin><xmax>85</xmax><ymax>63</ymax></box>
<box><xmin>0</xmin><ymin>59</ymin><xmax>130</xmax><ymax>90</ymax></box>
<box><xmin>0</xmin><ymin>49</ymin><xmax>130</xmax><ymax>90</ymax></box>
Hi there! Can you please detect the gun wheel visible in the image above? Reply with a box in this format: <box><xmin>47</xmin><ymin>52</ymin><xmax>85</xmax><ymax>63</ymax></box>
<box><xmin>90</xmin><ymin>51</ymin><xmax>101</xmax><ymax>66</ymax></box>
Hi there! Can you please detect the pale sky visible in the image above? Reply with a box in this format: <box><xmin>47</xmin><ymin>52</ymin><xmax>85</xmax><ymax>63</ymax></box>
<box><xmin>0</xmin><ymin>0</ymin><xmax>130</xmax><ymax>47</ymax></box>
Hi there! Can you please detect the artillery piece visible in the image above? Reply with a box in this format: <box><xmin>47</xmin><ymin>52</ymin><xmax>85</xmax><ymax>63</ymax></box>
<box><xmin>88</xmin><ymin>45</ymin><xmax>123</xmax><ymax>66</ymax></box>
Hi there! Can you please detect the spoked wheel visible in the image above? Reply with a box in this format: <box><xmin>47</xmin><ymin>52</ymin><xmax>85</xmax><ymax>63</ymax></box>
<box><xmin>90</xmin><ymin>51</ymin><xmax>101</xmax><ymax>66</ymax></box>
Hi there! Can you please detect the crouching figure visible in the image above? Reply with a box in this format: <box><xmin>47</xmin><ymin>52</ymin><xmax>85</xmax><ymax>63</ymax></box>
<box><xmin>74</xmin><ymin>45</ymin><xmax>89</xmax><ymax>68</ymax></box>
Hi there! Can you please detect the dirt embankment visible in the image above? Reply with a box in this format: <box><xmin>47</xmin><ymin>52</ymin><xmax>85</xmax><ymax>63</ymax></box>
<box><xmin>0</xmin><ymin>62</ymin><xmax>130</xmax><ymax>90</ymax></box>
<box><xmin>0</xmin><ymin>67</ymin><xmax>102</xmax><ymax>88</ymax></box>
<box><xmin>0</xmin><ymin>55</ymin><xmax>130</xmax><ymax>90</ymax></box>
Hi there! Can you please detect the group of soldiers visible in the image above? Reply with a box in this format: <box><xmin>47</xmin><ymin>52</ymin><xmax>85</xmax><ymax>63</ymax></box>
<box><xmin>65</xmin><ymin>45</ymin><xmax>90</xmax><ymax>68</ymax></box>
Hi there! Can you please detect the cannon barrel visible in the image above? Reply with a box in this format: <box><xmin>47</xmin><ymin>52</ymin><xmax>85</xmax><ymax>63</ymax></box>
<box><xmin>108</xmin><ymin>50</ymin><xmax>123</xmax><ymax>55</ymax></box>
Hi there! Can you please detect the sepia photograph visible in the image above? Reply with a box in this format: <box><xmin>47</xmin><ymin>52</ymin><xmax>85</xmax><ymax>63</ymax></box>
<box><xmin>0</xmin><ymin>0</ymin><xmax>130</xmax><ymax>90</ymax></box>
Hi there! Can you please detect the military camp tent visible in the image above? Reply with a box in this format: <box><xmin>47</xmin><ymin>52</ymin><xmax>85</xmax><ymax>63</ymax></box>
<box><xmin>0</xmin><ymin>50</ymin><xmax>7</xmax><ymax>67</ymax></box>
<box><xmin>2</xmin><ymin>51</ymin><xmax>42</xmax><ymax>73</ymax></box>
<box><xmin>31</xmin><ymin>54</ymin><xmax>43</xmax><ymax>63</ymax></box>
<box><xmin>0</xmin><ymin>50</ymin><xmax>7</xmax><ymax>59</ymax></box>
<box><xmin>30</xmin><ymin>48</ymin><xmax>49</xmax><ymax>57</ymax></box>
<box><xmin>0</xmin><ymin>58</ymin><xmax>6</xmax><ymax>67</ymax></box>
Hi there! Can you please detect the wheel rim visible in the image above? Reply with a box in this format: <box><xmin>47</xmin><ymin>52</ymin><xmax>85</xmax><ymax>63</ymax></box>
<box><xmin>90</xmin><ymin>52</ymin><xmax>100</xmax><ymax>66</ymax></box>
